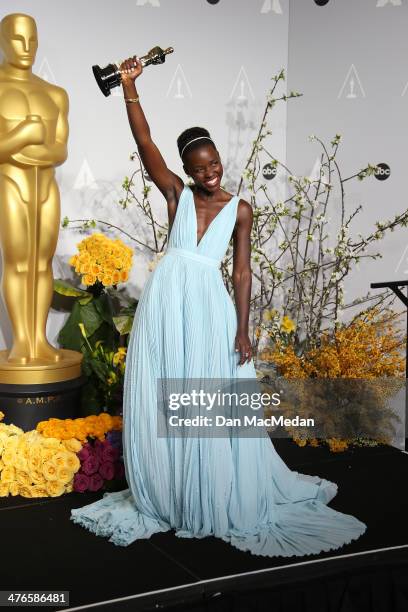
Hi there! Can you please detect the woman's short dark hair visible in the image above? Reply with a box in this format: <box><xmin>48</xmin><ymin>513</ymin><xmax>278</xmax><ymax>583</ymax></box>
<box><xmin>177</xmin><ymin>126</ymin><xmax>216</xmax><ymax>161</ymax></box>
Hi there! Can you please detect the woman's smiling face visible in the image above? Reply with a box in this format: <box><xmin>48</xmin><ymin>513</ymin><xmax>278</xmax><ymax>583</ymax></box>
<box><xmin>184</xmin><ymin>145</ymin><xmax>223</xmax><ymax>192</ymax></box>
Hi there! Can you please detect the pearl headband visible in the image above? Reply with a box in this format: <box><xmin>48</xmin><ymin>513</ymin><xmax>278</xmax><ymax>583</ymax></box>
<box><xmin>180</xmin><ymin>136</ymin><xmax>214</xmax><ymax>158</ymax></box>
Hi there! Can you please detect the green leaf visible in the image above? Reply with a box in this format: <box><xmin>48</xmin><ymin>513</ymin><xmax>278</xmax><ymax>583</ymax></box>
<box><xmin>90</xmin><ymin>359</ymin><xmax>110</xmax><ymax>383</ymax></box>
<box><xmin>88</xmin><ymin>321</ymin><xmax>117</xmax><ymax>351</ymax></box>
<box><xmin>81</xmin><ymin>357</ymin><xmax>93</xmax><ymax>377</ymax></box>
<box><xmin>119</xmin><ymin>299</ymin><xmax>139</xmax><ymax>316</ymax></box>
<box><xmin>113</xmin><ymin>315</ymin><xmax>134</xmax><ymax>335</ymax></box>
<box><xmin>93</xmin><ymin>293</ymin><xmax>114</xmax><ymax>324</ymax></box>
<box><xmin>54</xmin><ymin>279</ymin><xmax>92</xmax><ymax>300</ymax></box>
<box><xmin>58</xmin><ymin>300</ymin><xmax>105</xmax><ymax>351</ymax></box>
<box><xmin>78</xmin><ymin>295</ymin><xmax>94</xmax><ymax>306</ymax></box>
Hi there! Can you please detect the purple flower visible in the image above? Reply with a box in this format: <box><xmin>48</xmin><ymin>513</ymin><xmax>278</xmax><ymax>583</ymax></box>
<box><xmin>73</xmin><ymin>473</ymin><xmax>90</xmax><ymax>493</ymax></box>
<box><xmin>77</xmin><ymin>444</ymin><xmax>92</xmax><ymax>462</ymax></box>
<box><xmin>92</xmin><ymin>439</ymin><xmax>104</xmax><ymax>459</ymax></box>
<box><xmin>99</xmin><ymin>461</ymin><xmax>115</xmax><ymax>481</ymax></box>
<box><xmin>81</xmin><ymin>455</ymin><xmax>100</xmax><ymax>476</ymax></box>
<box><xmin>94</xmin><ymin>447</ymin><xmax>104</xmax><ymax>461</ymax></box>
<box><xmin>102</xmin><ymin>444</ymin><xmax>119</xmax><ymax>463</ymax></box>
<box><xmin>89</xmin><ymin>473</ymin><xmax>104</xmax><ymax>492</ymax></box>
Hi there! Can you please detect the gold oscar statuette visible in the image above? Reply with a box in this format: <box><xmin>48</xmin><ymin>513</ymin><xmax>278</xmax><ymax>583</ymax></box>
<box><xmin>0</xmin><ymin>13</ymin><xmax>82</xmax><ymax>392</ymax></box>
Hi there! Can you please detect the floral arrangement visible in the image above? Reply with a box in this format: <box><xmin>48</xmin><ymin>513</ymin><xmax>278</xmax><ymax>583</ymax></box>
<box><xmin>69</xmin><ymin>233</ymin><xmax>133</xmax><ymax>289</ymax></box>
<box><xmin>264</xmin><ymin>308</ymin><xmax>405</xmax><ymax>379</ymax></box>
<box><xmin>0</xmin><ymin>412</ymin><xmax>125</xmax><ymax>498</ymax></box>
<box><xmin>36</xmin><ymin>413</ymin><xmax>122</xmax><ymax>443</ymax></box>
<box><xmin>73</xmin><ymin>434</ymin><xmax>125</xmax><ymax>493</ymax></box>
<box><xmin>255</xmin><ymin>310</ymin><xmax>296</xmax><ymax>346</ymax></box>
<box><xmin>294</xmin><ymin>437</ymin><xmax>349</xmax><ymax>453</ymax></box>
<box><xmin>0</xmin><ymin>412</ymin><xmax>81</xmax><ymax>498</ymax></box>
<box><xmin>78</xmin><ymin>325</ymin><xmax>127</xmax><ymax>415</ymax></box>
<box><xmin>54</xmin><ymin>233</ymin><xmax>136</xmax><ymax>414</ymax></box>
<box><xmin>259</xmin><ymin>308</ymin><xmax>405</xmax><ymax>452</ymax></box>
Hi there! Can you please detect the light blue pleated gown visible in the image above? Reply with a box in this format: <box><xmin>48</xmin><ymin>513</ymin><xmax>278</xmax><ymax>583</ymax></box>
<box><xmin>71</xmin><ymin>184</ymin><xmax>367</xmax><ymax>555</ymax></box>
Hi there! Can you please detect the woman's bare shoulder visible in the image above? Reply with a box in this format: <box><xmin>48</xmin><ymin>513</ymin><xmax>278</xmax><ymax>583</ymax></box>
<box><xmin>236</xmin><ymin>197</ymin><xmax>253</xmax><ymax>226</ymax></box>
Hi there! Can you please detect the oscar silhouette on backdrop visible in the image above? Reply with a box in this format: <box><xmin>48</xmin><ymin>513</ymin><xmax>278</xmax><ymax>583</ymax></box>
<box><xmin>0</xmin><ymin>13</ymin><xmax>68</xmax><ymax>365</ymax></box>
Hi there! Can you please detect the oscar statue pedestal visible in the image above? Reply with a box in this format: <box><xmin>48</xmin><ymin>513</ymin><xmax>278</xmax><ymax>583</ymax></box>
<box><xmin>0</xmin><ymin>349</ymin><xmax>84</xmax><ymax>431</ymax></box>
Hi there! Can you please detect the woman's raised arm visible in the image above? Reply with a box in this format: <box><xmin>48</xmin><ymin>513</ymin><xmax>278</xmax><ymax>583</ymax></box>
<box><xmin>120</xmin><ymin>56</ymin><xmax>183</xmax><ymax>200</ymax></box>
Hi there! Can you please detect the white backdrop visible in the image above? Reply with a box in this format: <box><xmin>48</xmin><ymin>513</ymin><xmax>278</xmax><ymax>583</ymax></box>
<box><xmin>286</xmin><ymin>0</ymin><xmax>408</xmax><ymax>310</ymax></box>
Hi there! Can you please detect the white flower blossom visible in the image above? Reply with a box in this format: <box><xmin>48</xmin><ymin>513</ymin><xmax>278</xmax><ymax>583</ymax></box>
<box><xmin>148</xmin><ymin>252</ymin><xmax>165</xmax><ymax>272</ymax></box>
<box><xmin>241</xmin><ymin>168</ymin><xmax>253</xmax><ymax>181</ymax></box>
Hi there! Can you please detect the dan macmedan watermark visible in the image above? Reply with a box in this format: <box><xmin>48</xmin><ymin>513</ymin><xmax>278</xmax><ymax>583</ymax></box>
<box><xmin>161</xmin><ymin>388</ymin><xmax>314</xmax><ymax>430</ymax></box>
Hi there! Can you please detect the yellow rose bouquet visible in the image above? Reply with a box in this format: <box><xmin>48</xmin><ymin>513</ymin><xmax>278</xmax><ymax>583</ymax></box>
<box><xmin>69</xmin><ymin>233</ymin><xmax>133</xmax><ymax>290</ymax></box>
<box><xmin>54</xmin><ymin>232</ymin><xmax>137</xmax><ymax>415</ymax></box>
<box><xmin>0</xmin><ymin>412</ymin><xmax>82</xmax><ymax>498</ymax></box>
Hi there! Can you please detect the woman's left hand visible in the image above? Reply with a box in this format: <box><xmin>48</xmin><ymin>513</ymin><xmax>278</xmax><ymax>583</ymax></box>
<box><xmin>234</xmin><ymin>332</ymin><xmax>253</xmax><ymax>365</ymax></box>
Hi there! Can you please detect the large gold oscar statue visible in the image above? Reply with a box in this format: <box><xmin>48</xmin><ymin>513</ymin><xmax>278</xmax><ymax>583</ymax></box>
<box><xmin>0</xmin><ymin>13</ymin><xmax>82</xmax><ymax>387</ymax></box>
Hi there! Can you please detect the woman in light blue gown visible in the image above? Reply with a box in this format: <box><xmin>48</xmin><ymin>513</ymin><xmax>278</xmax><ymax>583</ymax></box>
<box><xmin>71</xmin><ymin>57</ymin><xmax>367</xmax><ymax>555</ymax></box>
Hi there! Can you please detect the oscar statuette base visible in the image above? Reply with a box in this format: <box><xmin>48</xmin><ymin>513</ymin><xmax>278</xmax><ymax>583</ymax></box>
<box><xmin>0</xmin><ymin>349</ymin><xmax>84</xmax><ymax>431</ymax></box>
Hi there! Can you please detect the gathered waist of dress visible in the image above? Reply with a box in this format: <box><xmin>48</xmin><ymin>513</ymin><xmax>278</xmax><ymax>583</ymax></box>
<box><xmin>165</xmin><ymin>247</ymin><xmax>220</xmax><ymax>269</ymax></box>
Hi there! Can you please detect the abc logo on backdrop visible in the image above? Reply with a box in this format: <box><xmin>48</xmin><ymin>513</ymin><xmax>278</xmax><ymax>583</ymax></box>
<box><xmin>374</xmin><ymin>163</ymin><xmax>391</xmax><ymax>181</ymax></box>
<box><xmin>262</xmin><ymin>163</ymin><xmax>277</xmax><ymax>180</ymax></box>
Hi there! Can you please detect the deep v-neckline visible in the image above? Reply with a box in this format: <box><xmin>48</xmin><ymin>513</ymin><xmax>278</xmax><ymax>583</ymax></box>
<box><xmin>187</xmin><ymin>184</ymin><xmax>236</xmax><ymax>248</ymax></box>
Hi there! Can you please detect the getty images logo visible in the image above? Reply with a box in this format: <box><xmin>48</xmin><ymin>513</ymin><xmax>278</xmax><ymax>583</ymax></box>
<box><xmin>374</xmin><ymin>163</ymin><xmax>391</xmax><ymax>181</ymax></box>
<box><xmin>262</xmin><ymin>163</ymin><xmax>277</xmax><ymax>180</ymax></box>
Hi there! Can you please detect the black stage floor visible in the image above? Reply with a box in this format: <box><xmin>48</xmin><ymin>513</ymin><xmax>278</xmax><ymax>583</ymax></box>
<box><xmin>1</xmin><ymin>438</ymin><xmax>408</xmax><ymax>611</ymax></box>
